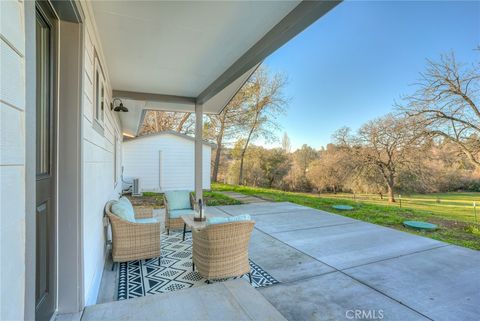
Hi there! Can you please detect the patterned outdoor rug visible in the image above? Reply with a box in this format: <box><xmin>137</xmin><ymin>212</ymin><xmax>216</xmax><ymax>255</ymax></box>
<box><xmin>117</xmin><ymin>232</ymin><xmax>279</xmax><ymax>300</ymax></box>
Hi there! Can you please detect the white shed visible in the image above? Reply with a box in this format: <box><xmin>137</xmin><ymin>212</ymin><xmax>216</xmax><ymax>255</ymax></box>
<box><xmin>122</xmin><ymin>131</ymin><xmax>213</xmax><ymax>192</ymax></box>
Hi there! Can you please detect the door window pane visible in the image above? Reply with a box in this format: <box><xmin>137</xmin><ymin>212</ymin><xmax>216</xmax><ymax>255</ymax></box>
<box><xmin>36</xmin><ymin>13</ymin><xmax>51</xmax><ymax>176</ymax></box>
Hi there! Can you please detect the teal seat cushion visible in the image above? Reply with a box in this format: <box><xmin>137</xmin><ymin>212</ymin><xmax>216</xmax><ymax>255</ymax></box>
<box><xmin>136</xmin><ymin>218</ymin><xmax>159</xmax><ymax>224</ymax></box>
<box><xmin>170</xmin><ymin>209</ymin><xmax>196</xmax><ymax>218</ymax></box>
<box><xmin>165</xmin><ymin>190</ymin><xmax>192</xmax><ymax>210</ymax></box>
<box><xmin>207</xmin><ymin>214</ymin><xmax>251</xmax><ymax>225</ymax></box>
<box><xmin>111</xmin><ymin>200</ymin><xmax>135</xmax><ymax>222</ymax></box>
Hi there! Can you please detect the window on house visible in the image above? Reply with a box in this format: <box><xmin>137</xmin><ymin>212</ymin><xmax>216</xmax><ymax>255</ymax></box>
<box><xmin>93</xmin><ymin>51</ymin><xmax>105</xmax><ymax>134</ymax></box>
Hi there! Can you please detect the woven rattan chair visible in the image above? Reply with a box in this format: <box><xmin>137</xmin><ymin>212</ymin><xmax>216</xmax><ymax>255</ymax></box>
<box><xmin>105</xmin><ymin>200</ymin><xmax>161</xmax><ymax>262</ymax></box>
<box><xmin>192</xmin><ymin>220</ymin><xmax>255</xmax><ymax>283</ymax></box>
<box><xmin>164</xmin><ymin>191</ymin><xmax>195</xmax><ymax>234</ymax></box>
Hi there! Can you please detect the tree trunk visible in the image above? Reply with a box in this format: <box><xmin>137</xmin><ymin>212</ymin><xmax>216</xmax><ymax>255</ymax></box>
<box><xmin>212</xmin><ymin>145</ymin><xmax>222</xmax><ymax>182</ymax></box>
<box><xmin>269</xmin><ymin>177</ymin><xmax>274</xmax><ymax>188</ymax></box>
<box><xmin>176</xmin><ymin>113</ymin><xmax>191</xmax><ymax>132</ymax></box>
<box><xmin>387</xmin><ymin>184</ymin><xmax>395</xmax><ymax>203</ymax></box>
<box><xmin>238</xmin><ymin>123</ymin><xmax>256</xmax><ymax>185</ymax></box>
<box><xmin>238</xmin><ymin>149</ymin><xmax>247</xmax><ymax>185</ymax></box>
<box><xmin>212</xmin><ymin>128</ymin><xmax>224</xmax><ymax>182</ymax></box>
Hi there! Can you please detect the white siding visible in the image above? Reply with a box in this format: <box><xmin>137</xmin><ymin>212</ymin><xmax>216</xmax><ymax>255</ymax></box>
<box><xmin>0</xmin><ymin>1</ymin><xmax>26</xmax><ymax>320</ymax></box>
<box><xmin>79</xmin><ymin>0</ymin><xmax>123</xmax><ymax>306</ymax></box>
<box><xmin>123</xmin><ymin>134</ymin><xmax>211</xmax><ymax>192</ymax></box>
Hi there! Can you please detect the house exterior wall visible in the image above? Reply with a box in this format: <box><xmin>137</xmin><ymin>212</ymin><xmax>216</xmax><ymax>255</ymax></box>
<box><xmin>123</xmin><ymin>134</ymin><xmax>212</xmax><ymax>192</ymax></box>
<box><xmin>79</xmin><ymin>1</ymin><xmax>123</xmax><ymax>306</ymax></box>
<box><xmin>0</xmin><ymin>1</ymin><xmax>26</xmax><ymax>320</ymax></box>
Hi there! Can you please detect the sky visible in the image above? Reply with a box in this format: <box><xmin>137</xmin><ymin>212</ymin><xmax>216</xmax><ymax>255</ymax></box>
<box><xmin>261</xmin><ymin>0</ymin><xmax>480</xmax><ymax>151</ymax></box>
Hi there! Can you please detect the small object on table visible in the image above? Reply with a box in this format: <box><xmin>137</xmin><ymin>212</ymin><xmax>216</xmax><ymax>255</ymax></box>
<box><xmin>332</xmin><ymin>205</ymin><xmax>354</xmax><ymax>211</ymax></box>
<box><xmin>194</xmin><ymin>198</ymin><xmax>206</xmax><ymax>222</ymax></box>
<box><xmin>182</xmin><ymin>213</ymin><xmax>211</xmax><ymax>241</ymax></box>
<box><xmin>403</xmin><ymin>220</ymin><xmax>438</xmax><ymax>231</ymax></box>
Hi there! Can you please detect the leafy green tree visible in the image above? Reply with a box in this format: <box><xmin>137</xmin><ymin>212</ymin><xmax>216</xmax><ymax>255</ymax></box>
<box><xmin>260</xmin><ymin>148</ymin><xmax>291</xmax><ymax>188</ymax></box>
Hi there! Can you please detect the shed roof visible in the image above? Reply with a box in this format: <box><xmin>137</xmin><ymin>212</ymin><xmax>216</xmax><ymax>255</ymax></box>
<box><xmin>124</xmin><ymin>130</ymin><xmax>215</xmax><ymax>148</ymax></box>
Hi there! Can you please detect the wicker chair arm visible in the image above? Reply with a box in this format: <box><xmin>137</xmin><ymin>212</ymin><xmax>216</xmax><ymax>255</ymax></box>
<box><xmin>108</xmin><ymin>212</ymin><xmax>160</xmax><ymax>230</ymax></box>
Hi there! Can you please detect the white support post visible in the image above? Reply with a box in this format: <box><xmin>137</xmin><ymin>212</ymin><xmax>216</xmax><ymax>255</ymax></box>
<box><xmin>195</xmin><ymin>103</ymin><xmax>203</xmax><ymax>203</ymax></box>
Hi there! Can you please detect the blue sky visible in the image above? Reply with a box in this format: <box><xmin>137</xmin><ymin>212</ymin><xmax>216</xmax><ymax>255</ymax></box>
<box><xmin>262</xmin><ymin>0</ymin><xmax>480</xmax><ymax>150</ymax></box>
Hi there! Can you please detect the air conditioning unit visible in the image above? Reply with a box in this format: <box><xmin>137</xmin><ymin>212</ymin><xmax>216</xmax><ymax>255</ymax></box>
<box><xmin>132</xmin><ymin>178</ymin><xmax>142</xmax><ymax>196</ymax></box>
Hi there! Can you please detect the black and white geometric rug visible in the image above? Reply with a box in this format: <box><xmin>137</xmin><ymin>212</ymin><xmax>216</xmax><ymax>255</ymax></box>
<box><xmin>117</xmin><ymin>232</ymin><xmax>279</xmax><ymax>300</ymax></box>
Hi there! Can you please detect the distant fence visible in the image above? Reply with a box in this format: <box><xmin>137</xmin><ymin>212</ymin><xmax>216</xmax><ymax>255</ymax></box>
<box><xmin>318</xmin><ymin>193</ymin><xmax>479</xmax><ymax>223</ymax></box>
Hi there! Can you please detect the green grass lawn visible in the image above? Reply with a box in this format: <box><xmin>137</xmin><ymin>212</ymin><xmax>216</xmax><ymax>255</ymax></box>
<box><xmin>132</xmin><ymin>191</ymin><xmax>241</xmax><ymax>208</ymax></box>
<box><xmin>316</xmin><ymin>191</ymin><xmax>480</xmax><ymax>223</ymax></box>
<box><xmin>212</xmin><ymin>183</ymin><xmax>480</xmax><ymax>250</ymax></box>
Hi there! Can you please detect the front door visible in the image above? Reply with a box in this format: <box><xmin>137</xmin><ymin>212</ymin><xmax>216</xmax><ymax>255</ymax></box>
<box><xmin>35</xmin><ymin>3</ymin><xmax>56</xmax><ymax>321</ymax></box>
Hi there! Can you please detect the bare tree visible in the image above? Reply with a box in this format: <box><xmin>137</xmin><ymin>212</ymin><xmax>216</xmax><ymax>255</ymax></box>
<box><xmin>284</xmin><ymin>144</ymin><xmax>318</xmax><ymax>191</ymax></box>
<box><xmin>176</xmin><ymin>113</ymin><xmax>192</xmax><ymax>132</ymax></box>
<box><xmin>400</xmin><ymin>51</ymin><xmax>480</xmax><ymax>168</ymax></box>
<box><xmin>336</xmin><ymin>115</ymin><xmax>426</xmax><ymax>202</ymax></box>
<box><xmin>205</xmin><ymin>90</ymin><xmax>247</xmax><ymax>182</ymax></box>
<box><xmin>139</xmin><ymin>110</ymin><xmax>194</xmax><ymax>135</ymax></box>
<box><xmin>308</xmin><ymin>147</ymin><xmax>351</xmax><ymax>193</ymax></box>
<box><xmin>238</xmin><ymin>67</ymin><xmax>287</xmax><ymax>184</ymax></box>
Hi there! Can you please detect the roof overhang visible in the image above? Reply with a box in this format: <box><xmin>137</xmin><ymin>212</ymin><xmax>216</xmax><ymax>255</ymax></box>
<box><xmin>91</xmin><ymin>0</ymin><xmax>340</xmax><ymax>135</ymax></box>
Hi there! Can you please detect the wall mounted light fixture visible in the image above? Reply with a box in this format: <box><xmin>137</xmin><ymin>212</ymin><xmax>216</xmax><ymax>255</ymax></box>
<box><xmin>111</xmin><ymin>98</ymin><xmax>128</xmax><ymax>112</ymax></box>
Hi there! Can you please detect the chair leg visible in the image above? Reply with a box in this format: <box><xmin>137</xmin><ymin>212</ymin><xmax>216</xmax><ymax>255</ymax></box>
<box><xmin>192</xmin><ymin>262</ymin><xmax>195</xmax><ymax>271</ymax></box>
<box><xmin>158</xmin><ymin>256</ymin><xmax>161</xmax><ymax>266</ymax></box>
<box><xmin>167</xmin><ymin>229</ymin><xmax>170</xmax><ymax>235</ymax></box>
<box><xmin>248</xmin><ymin>272</ymin><xmax>252</xmax><ymax>284</ymax></box>
<box><xmin>111</xmin><ymin>262</ymin><xmax>116</xmax><ymax>271</ymax></box>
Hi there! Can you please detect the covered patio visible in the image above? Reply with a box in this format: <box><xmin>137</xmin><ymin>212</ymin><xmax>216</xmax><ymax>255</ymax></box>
<box><xmin>91</xmin><ymin>0</ymin><xmax>339</xmax><ymax>201</ymax></box>
<box><xmin>86</xmin><ymin>3</ymin><xmax>479</xmax><ymax>319</ymax></box>
<box><xmin>86</xmin><ymin>201</ymin><xmax>479</xmax><ymax>321</ymax></box>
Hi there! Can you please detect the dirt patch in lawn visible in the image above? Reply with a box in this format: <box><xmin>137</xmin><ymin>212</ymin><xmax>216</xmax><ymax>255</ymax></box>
<box><xmin>126</xmin><ymin>194</ymin><xmax>164</xmax><ymax>208</ymax></box>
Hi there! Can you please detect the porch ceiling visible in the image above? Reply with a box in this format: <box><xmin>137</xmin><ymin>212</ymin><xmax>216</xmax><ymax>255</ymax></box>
<box><xmin>91</xmin><ymin>0</ymin><xmax>340</xmax><ymax>135</ymax></box>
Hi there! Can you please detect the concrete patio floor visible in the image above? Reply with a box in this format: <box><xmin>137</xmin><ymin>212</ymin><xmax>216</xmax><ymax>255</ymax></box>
<box><xmin>217</xmin><ymin>202</ymin><xmax>480</xmax><ymax>321</ymax></box>
<box><xmin>88</xmin><ymin>201</ymin><xmax>479</xmax><ymax>321</ymax></box>
<box><xmin>83</xmin><ymin>279</ymin><xmax>286</xmax><ymax>321</ymax></box>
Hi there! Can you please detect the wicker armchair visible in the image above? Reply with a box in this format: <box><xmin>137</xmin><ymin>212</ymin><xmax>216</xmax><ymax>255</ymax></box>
<box><xmin>164</xmin><ymin>191</ymin><xmax>196</xmax><ymax>234</ymax></box>
<box><xmin>105</xmin><ymin>200</ymin><xmax>161</xmax><ymax>262</ymax></box>
<box><xmin>192</xmin><ymin>220</ymin><xmax>255</xmax><ymax>282</ymax></box>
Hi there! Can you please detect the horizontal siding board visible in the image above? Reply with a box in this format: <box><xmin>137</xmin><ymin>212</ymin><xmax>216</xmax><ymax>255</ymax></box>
<box><xmin>0</xmin><ymin>40</ymin><xmax>25</xmax><ymax>110</ymax></box>
<box><xmin>0</xmin><ymin>102</ymin><xmax>24</xmax><ymax>165</ymax></box>
<box><xmin>84</xmin><ymin>28</ymin><xmax>94</xmax><ymax>63</ymax></box>
<box><xmin>83</xmin><ymin>92</ymin><xmax>93</xmax><ymax>122</ymax></box>
<box><xmin>0</xmin><ymin>0</ymin><xmax>25</xmax><ymax>55</ymax></box>
<box><xmin>84</xmin><ymin>51</ymin><xmax>94</xmax><ymax>85</ymax></box>
<box><xmin>84</xmin><ymin>71</ymin><xmax>93</xmax><ymax>107</ymax></box>
<box><xmin>0</xmin><ymin>165</ymin><xmax>26</xmax><ymax>321</ymax></box>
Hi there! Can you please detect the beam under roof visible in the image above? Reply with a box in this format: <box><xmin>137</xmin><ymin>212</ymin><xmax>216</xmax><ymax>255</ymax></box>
<box><xmin>196</xmin><ymin>0</ymin><xmax>341</xmax><ymax>104</ymax></box>
<box><xmin>113</xmin><ymin>90</ymin><xmax>196</xmax><ymax>105</ymax></box>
